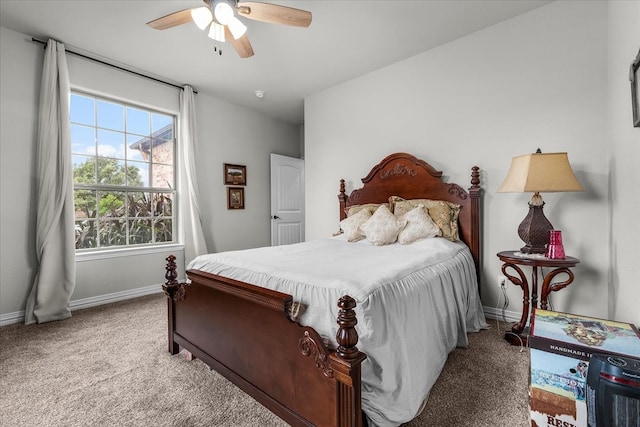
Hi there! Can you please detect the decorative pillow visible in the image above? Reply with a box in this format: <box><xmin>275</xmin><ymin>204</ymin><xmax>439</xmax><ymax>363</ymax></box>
<box><xmin>339</xmin><ymin>208</ymin><xmax>371</xmax><ymax>242</ymax></box>
<box><xmin>359</xmin><ymin>205</ymin><xmax>407</xmax><ymax>246</ymax></box>
<box><xmin>397</xmin><ymin>206</ymin><xmax>442</xmax><ymax>245</ymax></box>
<box><xmin>389</xmin><ymin>196</ymin><xmax>461</xmax><ymax>241</ymax></box>
<box><xmin>345</xmin><ymin>203</ymin><xmax>389</xmax><ymax>217</ymax></box>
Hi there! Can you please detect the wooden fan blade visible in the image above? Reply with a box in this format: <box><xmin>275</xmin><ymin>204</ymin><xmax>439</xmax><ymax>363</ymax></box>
<box><xmin>237</xmin><ymin>2</ymin><xmax>312</xmax><ymax>27</ymax></box>
<box><xmin>225</xmin><ymin>26</ymin><xmax>255</xmax><ymax>58</ymax></box>
<box><xmin>146</xmin><ymin>9</ymin><xmax>194</xmax><ymax>30</ymax></box>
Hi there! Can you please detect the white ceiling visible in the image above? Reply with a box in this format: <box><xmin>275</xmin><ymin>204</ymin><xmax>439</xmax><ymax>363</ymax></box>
<box><xmin>0</xmin><ymin>0</ymin><xmax>551</xmax><ymax>125</ymax></box>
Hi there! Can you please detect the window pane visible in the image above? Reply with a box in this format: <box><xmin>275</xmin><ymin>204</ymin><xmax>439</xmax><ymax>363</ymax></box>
<box><xmin>74</xmin><ymin>189</ymin><xmax>96</xmax><ymax>219</ymax></box>
<box><xmin>75</xmin><ymin>219</ymin><xmax>97</xmax><ymax>249</ymax></box>
<box><xmin>129</xmin><ymin>219</ymin><xmax>152</xmax><ymax>244</ymax></box>
<box><xmin>152</xmin><ymin>113</ymin><xmax>173</xmax><ymax>138</ymax></box>
<box><xmin>154</xmin><ymin>219</ymin><xmax>172</xmax><ymax>243</ymax></box>
<box><xmin>98</xmin><ymin>191</ymin><xmax>125</xmax><ymax>217</ymax></box>
<box><xmin>71</xmin><ymin>124</ymin><xmax>96</xmax><ymax>156</ymax></box>
<box><xmin>126</xmin><ymin>133</ymin><xmax>150</xmax><ymax>161</ymax></box>
<box><xmin>151</xmin><ymin>138</ymin><xmax>173</xmax><ymax>166</ymax></box>
<box><xmin>98</xmin><ymin>219</ymin><xmax>127</xmax><ymax>247</ymax></box>
<box><xmin>70</xmin><ymin>94</ymin><xmax>95</xmax><ymax>126</ymax></box>
<box><xmin>126</xmin><ymin>107</ymin><xmax>150</xmax><ymax>136</ymax></box>
<box><xmin>153</xmin><ymin>193</ymin><xmax>173</xmax><ymax>217</ymax></box>
<box><xmin>97</xmin><ymin>129</ymin><xmax>125</xmax><ymax>158</ymax></box>
<box><xmin>73</xmin><ymin>156</ymin><xmax>96</xmax><ymax>184</ymax></box>
<box><xmin>127</xmin><ymin>161</ymin><xmax>148</xmax><ymax>187</ymax></box>
<box><xmin>151</xmin><ymin>164</ymin><xmax>174</xmax><ymax>188</ymax></box>
<box><xmin>97</xmin><ymin>158</ymin><xmax>127</xmax><ymax>185</ymax></box>
<box><xmin>97</xmin><ymin>100</ymin><xmax>124</xmax><ymax>131</ymax></box>
<box><xmin>127</xmin><ymin>192</ymin><xmax>150</xmax><ymax>217</ymax></box>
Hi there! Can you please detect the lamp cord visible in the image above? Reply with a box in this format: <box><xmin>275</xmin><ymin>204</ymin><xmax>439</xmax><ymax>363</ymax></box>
<box><xmin>496</xmin><ymin>280</ymin><xmax>525</xmax><ymax>352</ymax></box>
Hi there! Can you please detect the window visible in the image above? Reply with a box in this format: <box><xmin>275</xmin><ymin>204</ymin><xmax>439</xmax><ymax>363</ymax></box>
<box><xmin>71</xmin><ymin>92</ymin><xmax>176</xmax><ymax>250</ymax></box>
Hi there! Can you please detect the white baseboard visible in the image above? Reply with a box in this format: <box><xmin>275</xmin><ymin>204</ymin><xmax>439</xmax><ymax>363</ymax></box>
<box><xmin>0</xmin><ymin>284</ymin><xmax>163</xmax><ymax>326</ymax></box>
<box><xmin>69</xmin><ymin>284</ymin><xmax>163</xmax><ymax>311</ymax></box>
<box><xmin>483</xmin><ymin>305</ymin><xmax>521</xmax><ymax>323</ymax></box>
<box><xmin>0</xmin><ymin>310</ymin><xmax>25</xmax><ymax>326</ymax></box>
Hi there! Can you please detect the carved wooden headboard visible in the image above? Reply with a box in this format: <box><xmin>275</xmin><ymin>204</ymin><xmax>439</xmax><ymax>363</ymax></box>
<box><xmin>338</xmin><ymin>152</ymin><xmax>482</xmax><ymax>292</ymax></box>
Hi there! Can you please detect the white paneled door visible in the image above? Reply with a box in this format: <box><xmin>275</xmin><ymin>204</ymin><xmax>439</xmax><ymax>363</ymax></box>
<box><xmin>270</xmin><ymin>154</ymin><xmax>305</xmax><ymax>246</ymax></box>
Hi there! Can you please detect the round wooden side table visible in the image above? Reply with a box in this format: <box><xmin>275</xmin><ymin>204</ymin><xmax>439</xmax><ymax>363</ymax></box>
<box><xmin>497</xmin><ymin>250</ymin><xmax>580</xmax><ymax>346</ymax></box>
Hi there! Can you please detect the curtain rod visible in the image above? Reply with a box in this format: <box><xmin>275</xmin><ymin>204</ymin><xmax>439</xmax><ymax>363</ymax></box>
<box><xmin>31</xmin><ymin>37</ymin><xmax>197</xmax><ymax>94</ymax></box>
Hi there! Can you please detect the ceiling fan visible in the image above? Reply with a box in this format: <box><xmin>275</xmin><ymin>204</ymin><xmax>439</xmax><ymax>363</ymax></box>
<box><xmin>146</xmin><ymin>0</ymin><xmax>312</xmax><ymax>58</ymax></box>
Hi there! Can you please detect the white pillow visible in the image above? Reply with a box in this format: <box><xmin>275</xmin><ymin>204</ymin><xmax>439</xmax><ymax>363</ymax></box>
<box><xmin>360</xmin><ymin>205</ymin><xmax>407</xmax><ymax>246</ymax></box>
<box><xmin>397</xmin><ymin>205</ymin><xmax>442</xmax><ymax>245</ymax></box>
<box><xmin>339</xmin><ymin>208</ymin><xmax>371</xmax><ymax>242</ymax></box>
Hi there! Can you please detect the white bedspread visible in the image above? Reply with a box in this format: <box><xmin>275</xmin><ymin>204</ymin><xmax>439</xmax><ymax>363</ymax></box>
<box><xmin>187</xmin><ymin>236</ymin><xmax>488</xmax><ymax>427</ymax></box>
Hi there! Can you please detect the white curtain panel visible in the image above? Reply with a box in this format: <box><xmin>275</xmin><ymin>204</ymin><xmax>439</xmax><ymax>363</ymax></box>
<box><xmin>178</xmin><ymin>85</ymin><xmax>208</xmax><ymax>264</ymax></box>
<box><xmin>25</xmin><ymin>40</ymin><xmax>75</xmax><ymax>325</ymax></box>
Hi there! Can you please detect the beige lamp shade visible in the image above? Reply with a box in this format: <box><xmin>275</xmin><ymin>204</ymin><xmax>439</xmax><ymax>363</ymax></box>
<box><xmin>497</xmin><ymin>152</ymin><xmax>583</xmax><ymax>193</ymax></box>
<box><xmin>498</xmin><ymin>150</ymin><xmax>583</xmax><ymax>254</ymax></box>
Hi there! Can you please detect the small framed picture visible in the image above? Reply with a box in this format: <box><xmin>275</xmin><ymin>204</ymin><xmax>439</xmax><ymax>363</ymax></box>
<box><xmin>224</xmin><ymin>163</ymin><xmax>246</xmax><ymax>185</ymax></box>
<box><xmin>227</xmin><ymin>187</ymin><xmax>245</xmax><ymax>209</ymax></box>
<box><xmin>631</xmin><ymin>48</ymin><xmax>640</xmax><ymax>128</ymax></box>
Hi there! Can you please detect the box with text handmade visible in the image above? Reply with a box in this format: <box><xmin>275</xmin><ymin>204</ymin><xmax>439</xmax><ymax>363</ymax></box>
<box><xmin>529</xmin><ymin>309</ymin><xmax>640</xmax><ymax>362</ymax></box>
<box><xmin>528</xmin><ymin>309</ymin><xmax>640</xmax><ymax>427</ymax></box>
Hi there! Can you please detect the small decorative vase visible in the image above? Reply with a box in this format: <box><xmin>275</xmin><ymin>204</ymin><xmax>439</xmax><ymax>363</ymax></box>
<box><xmin>546</xmin><ymin>230</ymin><xmax>566</xmax><ymax>259</ymax></box>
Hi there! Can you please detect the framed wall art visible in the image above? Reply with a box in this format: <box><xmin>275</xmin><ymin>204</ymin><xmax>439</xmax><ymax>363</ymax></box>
<box><xmin>224</xmin><ymin>163</ymin><xmax>247</xmax><ymax>185</ymax></box>
<box><xmin>227</xmin><ymin>187</ymin><xmax>245</xmax><ymax>210</ymax></box>
<box><xmin>631</xmin><ymin>47</ymin><xmax>640</xmax><ymax>128</ymax></box>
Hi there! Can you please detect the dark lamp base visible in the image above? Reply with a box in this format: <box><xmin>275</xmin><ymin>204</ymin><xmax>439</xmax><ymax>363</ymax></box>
<box><xmin>517</xmin><ymin>203</ymin><xmax>553</xmax><ymax>254</ymax></box>
<box><xmin>519</xmin><ymin>244</ymin><xmax>546</xmax><ymax>254</ymax></box>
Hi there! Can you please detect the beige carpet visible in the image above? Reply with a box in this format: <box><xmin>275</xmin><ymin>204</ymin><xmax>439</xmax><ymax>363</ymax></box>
<box><xmin>0</xmin><ymin>294</ymin><xmax>530</xmax><ymax>426</ymax></box>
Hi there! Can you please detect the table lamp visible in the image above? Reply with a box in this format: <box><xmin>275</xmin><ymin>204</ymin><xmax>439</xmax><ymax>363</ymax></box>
<box><xmin>497</xmin><ymin>149</ymin><xmax>583</xmax><ymax>254</ymax></box>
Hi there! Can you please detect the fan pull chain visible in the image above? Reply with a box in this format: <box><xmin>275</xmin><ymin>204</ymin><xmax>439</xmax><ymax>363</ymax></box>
<box><xmin>213</xmin><ymin>45</ymin><xmax>223</xmax><ymax>56</ymax></box>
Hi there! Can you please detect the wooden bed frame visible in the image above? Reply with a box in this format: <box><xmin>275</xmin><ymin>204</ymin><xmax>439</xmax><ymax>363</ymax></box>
<box><xmin>162</xmin><ymin>152</ymin><xmax>481</xmax><ymax>427</ymax></box>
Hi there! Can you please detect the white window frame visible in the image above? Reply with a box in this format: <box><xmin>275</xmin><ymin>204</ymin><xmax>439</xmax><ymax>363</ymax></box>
<box><xmin>70</xmin><ymin>91</ymin><xmax>178</xmax><ymax>255</ymax></box>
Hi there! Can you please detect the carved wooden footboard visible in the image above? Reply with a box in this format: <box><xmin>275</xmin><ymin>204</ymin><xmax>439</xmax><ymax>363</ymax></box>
<box><xmin>163</xmin><ymin>255</ymin><xmax>367</xmax><ymax>427</ymax></box>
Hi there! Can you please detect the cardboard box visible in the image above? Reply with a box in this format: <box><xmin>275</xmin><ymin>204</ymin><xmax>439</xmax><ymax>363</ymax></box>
<box><xmin>530</xmin><ymin>349</ymin><xmax>588</xmax><ymax>427</ymax></box>
<box><xmin>528</xmin><ymin>309</ymin><xmax>640</xmax><ymax>427</ymax></box>
<box><xmin>529</xmin><ymin>309</ymin><xmax>640</xmax><ymax>362</ymax></box>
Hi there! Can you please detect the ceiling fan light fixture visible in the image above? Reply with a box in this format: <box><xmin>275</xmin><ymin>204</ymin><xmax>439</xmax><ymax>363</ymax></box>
<box><xmin>191</xmin><ymin>7</ymin><xmax>213</xmax><ymax>30</ymax></box>
<box><xmin>228</xmin><ymin>17</ymin><xmax>247</xmax><ymax>39</ymax></box>
<box><xmin>208</xmin><ymin>22</ymin><xmax>226</xmax><ymax>42</ymax></box>
<box><xmin>213</xmin><ymin>1</ymin><xmax>235</xmax><ymax>25</ymax></box>
<box><xmin>147</xmin><ymin>0</ymin><xmax>311</xmax><ymax>59</ymax></box>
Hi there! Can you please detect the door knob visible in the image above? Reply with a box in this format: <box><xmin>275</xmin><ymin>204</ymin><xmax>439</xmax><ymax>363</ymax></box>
<box><xmin>272</xmin><ymin>215</ymin><xmax>280</xmax><ymax>219</ymax></box>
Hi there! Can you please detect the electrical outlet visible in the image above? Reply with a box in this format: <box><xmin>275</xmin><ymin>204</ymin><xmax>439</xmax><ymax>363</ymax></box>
<box><xmin>498</xmin><ymin>275</ymin><xmax>508</xmax><ymax>287</ymax></box>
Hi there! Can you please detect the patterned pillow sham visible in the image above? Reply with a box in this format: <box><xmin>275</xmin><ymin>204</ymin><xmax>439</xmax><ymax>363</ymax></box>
<box><xmin>389</xmin><ymin>196</ymin><xmax>461</xmax><ymax>241</ymax></box>
<box><xmin>359</xmin><ymin>205</ymin><xmax>407</xmax><ymax>246</ymax></box>
<box><xmin>345</xmin><ymin>203</ymin><xmax>389</xmax><ymax>217</ymax></box>
<box><xmin>397</xmin><ymin>206</ymin><xmax>442</xmax><ymax>245</ymax></box>
<box><xmin>339</xmin><ymin>208</ymin><xmax>371</xmax><ymax>242</ymax></box>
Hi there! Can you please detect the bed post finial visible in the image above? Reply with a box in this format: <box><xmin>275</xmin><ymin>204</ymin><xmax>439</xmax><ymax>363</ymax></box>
<box><xmin>471</xmin><ymin>166</ymin><xmax>480</xmax><ymax>188</ymax></box>
<box><xmin>338</xmin><ymin>179</ymin><xmax>348</xmax><ymax>221</ymax></box>
<box><xmin>163</xmin><ymin>255</ymin><xmax>186</xmax><ymax>303</ymax></box>
<box><xmin>335</xmin><ymin>295</ymin><xmax>360</xmax><ymax>360</ymax></box>
<box><xmin>165</xmin><ymin>255</ymin><xmax>178</xmax><ymax>287</ymax></box>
